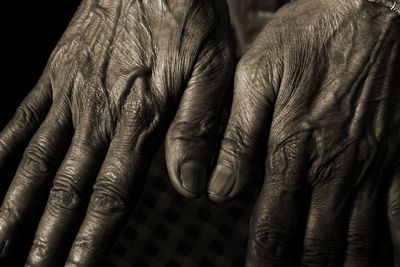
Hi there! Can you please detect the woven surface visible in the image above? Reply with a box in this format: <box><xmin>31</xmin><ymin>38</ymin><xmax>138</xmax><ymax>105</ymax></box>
<box><xmin>105</xmin><ymin>150</ymin><xmax>262</xmax><ymax>267</ymax></box>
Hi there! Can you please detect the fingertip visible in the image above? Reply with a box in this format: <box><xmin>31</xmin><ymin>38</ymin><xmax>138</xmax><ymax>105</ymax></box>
<box><xmin>207</xmin><ymin>192</ymin><xmax>232</xmax><ymax>203</ymax></box>
<box><xmin>65</xmin><ymin>262</ymin><xmax>78</xmax><ymax>267</ymax></box>
<box><xmin>207</xmin><ymin>164</ymin><xmax>236</xmax><ymax>202</ymax></box>
<box><xmin>167</xmin><ymin>161</ymin><xmax>206</xmax><ymax>199</ymax></box>
<box><xmin>180</xmin><ymin>161</ymin><xmax>207</xmax><ymax>196</ymax></box>
<box><xmin>172</xmin><ymin>178</ymin><xmax>204</xmax><ymax>199</ymax></box>
<box><xmin>178</xmin><ymin>188</ymin><xmax>203</xmax><ymax>199</ymax></box>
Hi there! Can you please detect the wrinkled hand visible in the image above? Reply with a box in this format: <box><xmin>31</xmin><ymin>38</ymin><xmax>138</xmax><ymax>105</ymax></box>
<box><xmin>0</xmin><ymin>0</ymin><xmax>234</xmax><ymax>266</ymax></box>
<box><xmin>207</xmin><ymin>0</ymin><xmax>400</xmax><ymax>266</ymax></box>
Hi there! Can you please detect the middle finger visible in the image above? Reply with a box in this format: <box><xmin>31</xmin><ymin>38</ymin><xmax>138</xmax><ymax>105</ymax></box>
<box><xmin>26</xmin><ymin>128</ymin><xmax>108</xmax><ymax>267</ymax></box>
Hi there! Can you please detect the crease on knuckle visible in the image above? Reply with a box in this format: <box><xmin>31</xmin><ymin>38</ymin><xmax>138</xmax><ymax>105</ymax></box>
<box><xmin>345</xmin><ymin>231</ymin><xmax>374</xmax><ymax>262</ymax></box>
<box><xmin>29</xmin><ymin>238</ymin><xmax>50</xmax><ymax>263</ymax></box>
<box><xmin>302</xmin><ymin>238</ymin><xmax>338</xmax><ymax>266</ymax></box>
<box><xmin>168</xmin><ymin>120</ymin><xmax>214</xmax><ymax>143</ymax></box>
<box><xmin>22</xmin><ymin>145</ymin><xmax>53</xmax><ymax>177</ymax></box>
<box><xmin>89</xmin><ymin>185</ymin><xmax>128</xmax><ymax>216</ymax></box>
<box><xmin>0</xmin><ymin>203</ymin><xmax>19</xmax><ymax>228</ymax></box>
<box><xmin>13</xmin><ymin>106</ymin><xmax>39</xmax><ymax>129</ymax></box>
<box><xmin>251</xmin><ymin>224</ymin><xmax>291</xmax><ymax>262</ymax></box>
<box><xmin>48</xmin><ymin>179</ymin><xmax>83</xmax><ymax>213</ymax></box>
<box><xmin>69</xmin><ymin>237</ymin><xmax>94</xmax><ymax>264</ymax></box>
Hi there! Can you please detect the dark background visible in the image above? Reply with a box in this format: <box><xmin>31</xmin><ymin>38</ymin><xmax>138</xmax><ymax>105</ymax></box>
<box><xmin>0</xmin><ymin>1</ymin><xmax>81</xmax><ymax>265</ymax></box>
<box><xmin>1</xmin><ymin>0</ymin><xmax>81</xmax><ymax>128</ymax></box>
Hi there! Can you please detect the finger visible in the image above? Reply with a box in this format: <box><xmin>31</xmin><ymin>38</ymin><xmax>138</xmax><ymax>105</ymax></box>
<box><xmin>302</xmin><ymin>155</ymin><xmax>356</xmax><ymax>267</ymax></box>
<box><xmin>208</xmin><ymin>43</ymin><xmax>281</xmax><ymax>202</ymax></box>
<box><xmin>66</xmin><ymin>80</ymin><xmax>163</xmax><ymax>266</ymax></box>
<box><xmin>0</xmin><ymin>75</ymin><xmax>52</xmax><ymax>170</ymax></box>
<box><xmin>166</xmin><ymin>43</ymin><xmax>234</xmax><ymax>198</ymax></box>
<box><xmin>246</xmin><ymin>133</ymin><xmax>310</xmax><ymax>267</ymax></box>
<box><xmin>65</xmin><ymin>140</ymin><xmax>148</xmax><ymax>266</ymax></box>
<box><xmin>343</xmin><ymin>171</ymin><xmax>380</xmax><ymax>267</ymax></box>
<box><xmin>387</xmin><ymin>165</ymin><xmax>400</xmax><ymax>266</ymax></box>
<box><xmin>0</xmin><ymin>100</ymin><xmax>71</xmax><ymax>257</ymax></box>
<box><xmin>26</xmin><ymin>131</ymin><xmax>108</xmax><ymax>267</ymax></box>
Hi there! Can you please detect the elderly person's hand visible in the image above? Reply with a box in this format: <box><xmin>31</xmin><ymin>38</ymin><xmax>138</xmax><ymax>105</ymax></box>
<box><xmin>206</xmin><ymin>0</ymin><xmax>400</xmax><ymax>265</ymax></box>
<box><xmin>0</xmin><ymin>0</ymin><xmax>234</xmax><ymax>266</ymax></box>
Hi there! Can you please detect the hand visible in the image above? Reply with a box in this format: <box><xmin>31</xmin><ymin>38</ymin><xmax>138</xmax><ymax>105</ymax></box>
<box><xmin>207</xmin><ymin>0</ymin><xmax>400</xmax><ymax>265</ymax></box>
<box><xmin>0</xmin><ymin>0</ymin><xmax>234</xmax><ymax>266</ymax></box>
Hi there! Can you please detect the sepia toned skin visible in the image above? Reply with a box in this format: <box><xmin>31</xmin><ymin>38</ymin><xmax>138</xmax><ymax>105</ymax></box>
<box><xmin>0</xmin><ymin>0</ymin><xmax>399</xmax><ymax>267</ymax></box>
<box><xmin>206</xmin><ymin>0</ymin><xmax>400</xmax><ymax>266</ymax></box>
<box><xmin>0</xmin><ymin>0</ymin><xmax>234</xmax><ymax>266</ymax></box>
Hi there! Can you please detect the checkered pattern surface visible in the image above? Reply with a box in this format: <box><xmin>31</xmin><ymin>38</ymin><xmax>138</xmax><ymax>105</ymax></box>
<box><xmin>103</xmin><ymin>2</ymin><xmax>285</xmax><ymax>265</ymax></box>
<box><xmin>105</xmin><ymin>150</ymin><xmax>262</xmax><ymax>267</ymax></box>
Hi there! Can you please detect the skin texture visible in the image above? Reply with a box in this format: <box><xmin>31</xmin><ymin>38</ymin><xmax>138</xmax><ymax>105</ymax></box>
<box><xmin>0</xmin><ymin>0</ymin><xmax>398</xmax><ymax>266</ymax></box>
<box><xmin>206</xmin><ymin>0</ymin><xmax>400</xmax><ymax>266</ymax></box>
<box><xmin>0</xmin><ymin>0</ymin><xmax>234</xmax><ymax>266</ymax></box>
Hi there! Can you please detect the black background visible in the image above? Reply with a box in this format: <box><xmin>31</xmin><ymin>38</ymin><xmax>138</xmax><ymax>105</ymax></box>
<box><xmin>0</xmin><ymin>1</ymin><xmax>81</xmax><ymax>265</ymax></box>
<box><xmin>1</xmin><ymin>0</ymin><xmax>81</xmax><ymax>128</ymax></box>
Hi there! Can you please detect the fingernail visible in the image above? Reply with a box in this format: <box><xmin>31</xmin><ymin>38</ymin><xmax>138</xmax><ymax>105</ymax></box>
<box><xmin>180</xmin><ymin>161</ymin><xmax>207</xmax><ymax>196</ymax></box>
<box><xmin>65</xmin><ymin>262</ymin><xmax>79</xmax><ymax>267</ymax></box>
<box><xmin>208</xmin><ymin>165</ymin><xmax>235</xmax><ymax>197</ymax></box>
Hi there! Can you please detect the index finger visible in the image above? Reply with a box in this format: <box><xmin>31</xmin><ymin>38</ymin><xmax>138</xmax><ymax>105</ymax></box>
<box><xmin>65</xmin><ymin>136</ymin><xmax>148</xmax><ymax>266</ymax></box>
<box><xmin>66</xmin><ymin>82</ymin><xmax>164</xmax><ymax>266</ymax></box>
<box><xmin>0</xmin><ymin>75</ymin><xmax>52</xmax><ymax>171</ymax></box>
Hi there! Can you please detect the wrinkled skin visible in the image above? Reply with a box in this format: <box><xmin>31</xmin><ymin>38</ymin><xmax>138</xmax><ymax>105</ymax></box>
<box><xmin>0</xmin><ymin>0</ymin><xmax>234</xmax><ymax>266</ymax></box>
<box><xmin>206</xmin><ymin>0</ymin><xmax>400</xmax><ymax>266</ymax></box>
<box><xmin>1</xmin><ymin>0</ymin><xmax>399</xmax><ymax>266</ymax></box>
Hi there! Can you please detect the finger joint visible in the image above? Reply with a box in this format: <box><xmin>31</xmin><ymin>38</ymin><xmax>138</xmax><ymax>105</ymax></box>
<box><xmin>48</xmin><ymin>179</ymin><xmax>84</xmax><ymax>213</ymax></box>
<box><xmin>345</xmin><ymin>231</ymin><xmax>374</xmax><ymax>262</ymax></box>
<box><xmin>22</xmin><ymin>144</ymin><xmax>54</xmax><ymax>178</ymax></box>
<box><xmin>29</xmin><ymin>238</ymin><xmax>50</xmax><ymax>264</ymax></box>
<box><xmin>251</xmin><ymin>225</ymin><xmax>292</xmax><ymax>263</ymax></box>
<box><xmin>302</xmin><ymin>238</ymin><xmax>340</xmax><ymax>266</ymax></box>
<box><xmin>89</xmin><ymin>186</ymin><xmax>129</xmax><ymax>216</ymax></box>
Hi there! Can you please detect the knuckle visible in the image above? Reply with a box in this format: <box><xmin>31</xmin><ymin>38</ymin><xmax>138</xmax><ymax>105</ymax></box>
<box><xmin>345</xmin><ymin>231</ymin><xmax>374</xmax><ymax>262</ymax></box>
<box><xmin>29</xmin><ymin>238</ymin><xmax>50</xmax><ymax>264</ymax></box>
<box><xmin>235</xmin><ymin>57</ymin><xmax>253</xmax><ymax>82</ymax></box>
<box><xmin>22</xmin><ymin>144</ymin><xmax>54</xmax><ymax>176</ymax></box>
<box><xmin>235</xmin><ymin>56</ymin><xmax>266</xmax><ymax>94</ymax></box>
<box><xmin>0</xmin><ymin>202</ymin><xmax>19</xmax><ymax>228</ymax></box>
<box><xmin>302</xmin><ymin>238</ymin><xmax>339</xmax><ymax>266</ymax></box>
<box><xmin>48</xmin><ymin>180</ymin><xmax>83</xmax><ymax>213</ymax></box>
<box><xmin>251</xmin><ymin>225</ymin><xmax>291</xmax><ymax>262</ymax></box>
<box><xmin>267</xmin><ymin>134</ymin><xmax>309</xmax><ymax>191</ymax></box>
<box><xmin>14</xmin><ymin>106</ymin><xmax>38</xmax><ymax>127</ymax></box>
<box><xmin>68</xmin><ymin>237</ymin><xmax>93</xmax><ymax>264</ymax></box>
<box><xmin>89</xmin><ymin>185</ymin><xmax>128</xmax><ymax>216</ymax></box>
<box><xmin>168</xmin><ymin>121</ymin><xmax>214</xmax><ymax>143</ymax></box>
